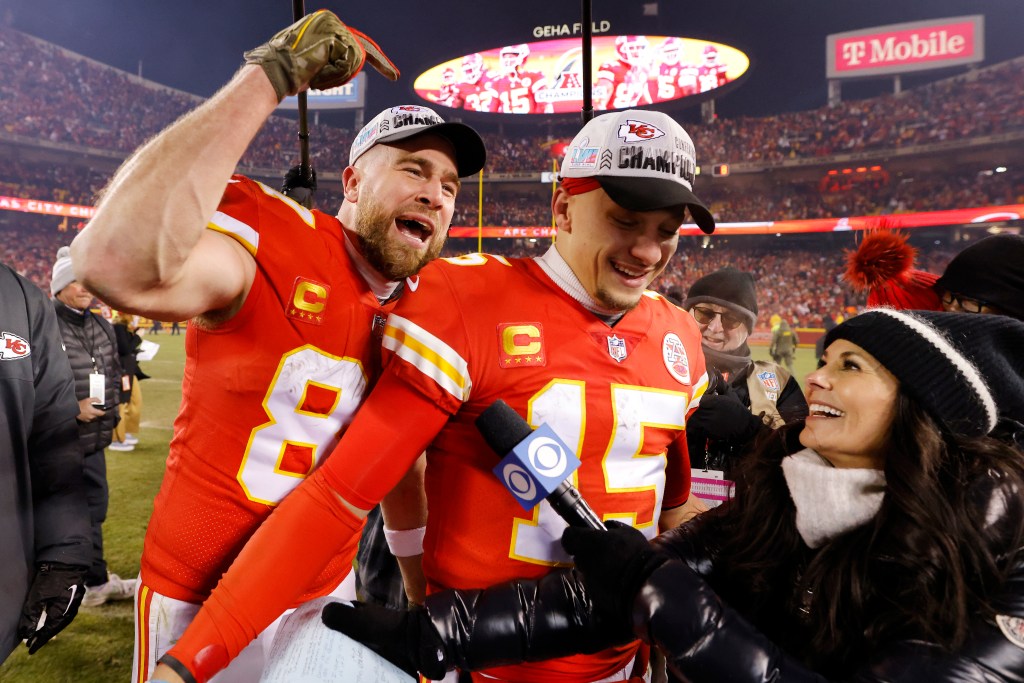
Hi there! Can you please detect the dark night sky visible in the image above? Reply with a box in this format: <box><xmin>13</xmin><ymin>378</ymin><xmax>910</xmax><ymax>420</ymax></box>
<box><xmin>4</xmin><ymin>0</ymin><xmax>1022</xmax><ymax>127</ymax></box>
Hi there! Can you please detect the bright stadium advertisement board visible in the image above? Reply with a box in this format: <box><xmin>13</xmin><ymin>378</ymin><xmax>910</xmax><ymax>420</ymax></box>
<box><xmin>413</xmin><ymin>36</ymin><xmax>750</xmax><ymax>114</ymax></box>
<box><xmin>826</xmin><ymin>16</ymin><xmax>984</xmax><ymax>79</ymax></box>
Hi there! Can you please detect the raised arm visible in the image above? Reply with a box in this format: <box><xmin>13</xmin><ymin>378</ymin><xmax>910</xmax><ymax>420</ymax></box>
<box><xmin>72</xmin><ymin>10</ymin><xmax>397</xmax><ymax>322</ymax></box>
<box><xmin>71</xmin><ymin>66</ymin><xmax>276</xmax><ymax>321</ymax></box>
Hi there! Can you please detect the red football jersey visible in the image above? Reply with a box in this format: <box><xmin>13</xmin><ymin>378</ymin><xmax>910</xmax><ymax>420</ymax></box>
<box><xmin>377</xmin><ymin>253</ymin><xmax>708</xmax><ymax>682</ymax></box>
<box><xmin>457</xmin><ymin>80</ymin><xmax>499</xmax><ymax>113</ymax></box>
<box><xmin>656</xmin><ymin>63</ymin><xmax>699</xmax><ymax>101</ymax></box>
<box><xmin>140</xmin><ymin>175</ymin><xmax>390</xmax><ymax>603</ymax></box>
<box><xmin>596</xmin><ymin>60</ymin><xmax>653</xmax><ymax>110</ymax></box>
<box><xmin>698</xmin><ymin>62</ymin><xmax>729</xmax><ymax>92</ymax></box>
<box><xmin>493</xmin><ymin>70</ymin><xmax>547</xmax><ymax>114</ymax></box>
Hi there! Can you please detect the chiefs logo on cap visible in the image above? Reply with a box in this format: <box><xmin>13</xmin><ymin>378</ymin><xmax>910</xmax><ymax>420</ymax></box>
<box><xmin>618</xmin><ymin>120</ymin><xmax>666</xmax><ymax>143</ymax></box>
<box><xmin>288</xmin><ymin>277</ymin><xmax>330</xmax><ymax>325</ymax></box>
<box><xmin>497</xmin><ymin>322</ymin><xmax>546</xmax><ymax>368</ymax></box>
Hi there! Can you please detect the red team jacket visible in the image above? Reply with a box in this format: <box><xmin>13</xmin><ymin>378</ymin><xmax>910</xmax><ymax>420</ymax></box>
<box><xmin>140</xmin><ymin>175</ymin><xmax>393</xmax><ymax>605</ymax></box>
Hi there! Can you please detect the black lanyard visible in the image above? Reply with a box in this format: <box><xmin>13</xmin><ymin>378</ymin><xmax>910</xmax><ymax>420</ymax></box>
<box><xmin>68</xmin><ymin>315</ymin><xmax>101</xmax><ymax>373</ymax></box>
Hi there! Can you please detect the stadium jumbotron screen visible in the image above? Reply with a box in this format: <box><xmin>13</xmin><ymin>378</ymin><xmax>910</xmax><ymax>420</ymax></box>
<box><xmin>413</xmin><ymin>36</ymin><xmax>749</xmax><ymax>114</ymax></box>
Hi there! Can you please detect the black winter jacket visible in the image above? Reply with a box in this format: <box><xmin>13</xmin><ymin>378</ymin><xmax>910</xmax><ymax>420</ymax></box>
<box><xmin>0</xmin><ymin>264</ymin><xmax>91</xmax><ymax>660</ymax></box>
<box><xmin>52</xmin><ymin>300</ymin><xmax>121</xmax><ymax>454</ymax></box>
<box><xmin>422</xmin><ymin>477</ymin><xmax>1024</xmax><ymax>682</ymax></box>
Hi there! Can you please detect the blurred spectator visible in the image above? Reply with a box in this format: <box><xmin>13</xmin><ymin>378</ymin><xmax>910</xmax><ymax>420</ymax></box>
<box><xmin>682</xmin><ymin>268</ymin><xmax>807</xmax><ymax>503</ymax></box>
<box><xmin>110</xmin><ymin>312</ymin><xmax>146</xmax><ymax>451</ymax></box>
<box><xmin>934</xmin><ymin>233</ymin><xmax>1024</xmax><ymax>320</ymax></box>
<box><xmin>1</xmin><ymin>260</ymin><xmax>90</xmax><ymax>661</ymax></box>
<box><xmin>48</xmin><ymin>247</ymin><xmax>136</xmax><ymax>607</ymax></box>
<box><xmin>769</xmin><ymin>314</ymin><xmax>799</xmax><ymax>372</ymax></box>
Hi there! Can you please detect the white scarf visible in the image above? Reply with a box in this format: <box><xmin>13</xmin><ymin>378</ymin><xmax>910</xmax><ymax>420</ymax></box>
<box><xmin>781</xmin><ymin>448</ymin><xmax>886</xmax><ymax>549</ymax></box>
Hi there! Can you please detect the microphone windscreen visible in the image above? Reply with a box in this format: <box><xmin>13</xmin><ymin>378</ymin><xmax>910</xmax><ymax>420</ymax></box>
<box><xmin>476</xmin><ymin>400</ymin><xmax>533</xmax><ymax>456</ymax></box>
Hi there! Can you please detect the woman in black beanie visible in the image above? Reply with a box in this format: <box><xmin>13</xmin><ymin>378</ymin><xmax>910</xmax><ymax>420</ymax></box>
<box><xmin>323</xmin><ymin>310</ymin><xmax>1024</xmax><ymax>683</ymax></box>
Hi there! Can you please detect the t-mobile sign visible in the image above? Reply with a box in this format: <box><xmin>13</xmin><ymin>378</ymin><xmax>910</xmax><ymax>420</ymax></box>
<box><xmin>826</xmin><ymin>15</ymin><xmax>984</xmax><ymax>79</ymax></box>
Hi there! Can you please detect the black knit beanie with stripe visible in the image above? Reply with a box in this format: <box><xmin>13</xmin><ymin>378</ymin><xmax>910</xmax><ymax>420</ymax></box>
<box><xmin>824</xmin><ymin>309</ymin><xmax>1024</xmax><ymax>437</ymax></box>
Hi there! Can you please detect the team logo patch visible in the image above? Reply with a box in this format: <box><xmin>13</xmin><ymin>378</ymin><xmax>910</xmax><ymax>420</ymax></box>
<box><xmin>757</xmin><ymin>370</ymin><xmax>780</xmax><ymax>392</ymax></box>
<box><xmin>996</xmin><ymin>615</ymin><xmax>1024</xmax><ymax>650</ymax></box>
<box><xmin>287</xmin><ymin>277</ymin><xmax>330</xmax><ymax>325</ymax></box>
<box><xmin>662</xmin><ymin>332</ymin><xmax>690</xmax><ymax>384</ymax></box>
<box><xmin>497</xmin><ymin>322</ymin><xmax>547</xmax><ymax>368</ymax></box>
<box><xmin>0</xmin><ymin>331</ymin><xmax>30</xmax><ymax>360</ymax></box>
<box><xmin>391</xmin><ymin>105</ymin><xmax>425</xmax><ymax>113</ymax></box>
<box><xmin>617</xmin><ymin>120</ymin><xmax>666</xmax><ymax>143</ymax></box>
<box><xmin>607</xmin><ymin>335</ymin><xmax>627</xmax><ymax>362</ymax></box>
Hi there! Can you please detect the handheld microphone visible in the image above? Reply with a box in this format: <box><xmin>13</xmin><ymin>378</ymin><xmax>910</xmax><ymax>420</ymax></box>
<box><xmin>476</xmin><ymin>400</ymin><xmax>606</xmax><ymax>531</ymax></box>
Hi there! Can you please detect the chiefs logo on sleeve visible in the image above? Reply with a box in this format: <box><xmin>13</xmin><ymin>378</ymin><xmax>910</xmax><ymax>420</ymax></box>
<box><xmin>0</xmin><ymin>331</ymin><xmax>30</xmax><ymax>360</ymax></box>
<box><xmin>497</xmin><ymin>322</ymin><xmax>546</xmax><ymax>368</ymax></box>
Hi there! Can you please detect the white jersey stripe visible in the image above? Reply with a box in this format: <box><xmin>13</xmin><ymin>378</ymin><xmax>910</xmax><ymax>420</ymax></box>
<box><xmin>207</xmin><ymin>211</ymin><xmax>259</xmax><ymax>255</ymax></box>
<box><xmin>383</xmin><ymin>314</ymin><xmax>471</xmax><ymax>402</ymax></box>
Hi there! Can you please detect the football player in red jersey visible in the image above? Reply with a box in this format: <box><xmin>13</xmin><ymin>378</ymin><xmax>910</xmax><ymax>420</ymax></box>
<box><xmin>595</xmin><ymin>35</ymin><xmax>655</xmax><ymax>111</ymax></box>
<box><xmin>155</xmin><ymin>109</ymin><xmax>717</xmax><ymax>683</ymax></box>
<box><xmin>455</xmin><ymin>52</ymin><xmax>499</xmax><ymax>112</ymax></box>
<box><xmin>697</xmin><ymin>44</ymin><xmax>729</xmax><ymax>93</ymax></box>
<box><xmin>430</xmin><ymin>67</ymin><xmax>459</xmax><ymax>108</ymax></box>
<box><xmin>493</xmin><ymin>43</ymin><xmax>550</xmax><ymax>114</ymax></box>
<box><xmin>70</xmin><ymin>11</ymin><xmax>485</xmax><ymax>683</ymax></box>
<box><xmin>656</xmin><ymin>37</ymin><xmax>699</xmax><ymax>102</ymax></box>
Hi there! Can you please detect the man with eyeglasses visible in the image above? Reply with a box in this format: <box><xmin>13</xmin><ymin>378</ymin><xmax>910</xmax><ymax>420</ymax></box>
<box><xmin>935</xmin><ymin>234</ymin><xmax>1024</xmax><ymax>321</ymax></box>
<box><xmin>681</xmin><ymin>268</ymin><xmax>807</xmax><ymax>507</ymax></box>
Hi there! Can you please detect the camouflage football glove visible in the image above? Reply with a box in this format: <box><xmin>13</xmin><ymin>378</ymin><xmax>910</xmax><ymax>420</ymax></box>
<box><xmin>244</xmin><ymin>10</ymin><xmax>399</xmax><ymax>102</ymax></box>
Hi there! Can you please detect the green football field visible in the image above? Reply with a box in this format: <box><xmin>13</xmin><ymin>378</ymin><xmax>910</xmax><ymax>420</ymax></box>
<box><xmin>0</xmin><ymin>332</ymin><xmax>817</xmax><ymax>682</ymax></box>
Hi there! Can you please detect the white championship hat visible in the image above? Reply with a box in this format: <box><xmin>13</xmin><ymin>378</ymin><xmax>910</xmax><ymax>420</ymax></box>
<box><xmin>349</xmin><ymin>105</ymin><xmax>486</xmax><ymax>178</ymax></box>
<box><xmin>559</xmin><ymin>109</ymin><xmax>715</xmax><ymax>234</ymax></box>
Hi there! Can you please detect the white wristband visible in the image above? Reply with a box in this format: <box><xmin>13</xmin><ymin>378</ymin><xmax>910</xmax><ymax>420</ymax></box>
<box><xmin>383</xmin><ymin>526</ymin><xmax>426</xmax><ymax>557</ymax></box>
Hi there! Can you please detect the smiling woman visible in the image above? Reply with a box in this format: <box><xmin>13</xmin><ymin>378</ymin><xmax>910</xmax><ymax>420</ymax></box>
<box><xmin>320</xmin><ymin>308</ymin><xmax>1024</xmax><ymax>683</ymax></box>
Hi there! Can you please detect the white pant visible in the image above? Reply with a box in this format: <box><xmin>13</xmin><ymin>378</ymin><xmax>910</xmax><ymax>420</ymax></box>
<box><xmin>132</xmin><ymin>572</ymin><xmax>357</xmax><ymax>683</ymax></box>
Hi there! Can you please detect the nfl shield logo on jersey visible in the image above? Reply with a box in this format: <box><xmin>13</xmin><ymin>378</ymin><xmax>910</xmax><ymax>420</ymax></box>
<box><xmin>757</xmin><ymin>370</ymin><xmax>780</xmax><ymax>392</ymax></box>
<box><xmin>607</xmin><ymin>335</ymin><xmax>627</xmax><ymax>362</ymax></box>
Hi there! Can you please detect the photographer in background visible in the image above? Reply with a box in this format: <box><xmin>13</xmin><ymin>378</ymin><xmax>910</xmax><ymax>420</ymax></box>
<box><xmin>682</xmin><ymin>268</ymin><xmax>807</xmax><ymax>503</ymax></box>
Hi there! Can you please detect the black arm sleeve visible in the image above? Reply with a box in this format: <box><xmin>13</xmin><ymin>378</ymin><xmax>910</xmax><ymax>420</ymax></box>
<box><xmin>27</xmin><ymin>284</ymin><xmax>91</xmax><ymax>567</ymax></box>
<box><xmin>424</xmin><ymin>568</ymin><xmax>631</xmax><ymax>672</ymax></box>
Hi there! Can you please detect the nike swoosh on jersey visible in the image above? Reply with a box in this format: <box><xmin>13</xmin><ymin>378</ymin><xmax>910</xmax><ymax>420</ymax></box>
<box><xmin>407</xmin><ymin>276</ymin><xmax>420</xmax><ymax>292</ymax></box>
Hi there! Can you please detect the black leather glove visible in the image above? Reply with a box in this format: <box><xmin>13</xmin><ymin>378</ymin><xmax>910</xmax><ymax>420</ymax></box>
<box><xmin>687</xmin><ymin>393</ymin><xmax>762</xmax><ymax>443</ymax></box>
<box><xmin>561</xmin><ymin>521</ymin><xmax>669</xmax><ymax>626</ymax></box>
<box><xmin>17</xmin><ymin>562</ymin><xmax>87</xmax><ymax>654</ymax></box>
<box><xmin>321</xmin><ymin>600</ymin><xmax>447</xmax><ymax>680</ymax></box>
<box><xmin>281</xmin><ymin>164</ymin><xmax>317</xmax><ymax>209</ymax></box>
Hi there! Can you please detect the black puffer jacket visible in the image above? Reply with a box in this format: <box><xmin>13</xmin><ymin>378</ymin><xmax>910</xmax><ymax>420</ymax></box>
<box><xmin>423</xmin><ymin>476</ymin><xmax>1024</xmax><ymax>682</ymax></box>
<box><xmin>52</xmin><ymin>301</ymin><xmax>121</xmax><ymax>454</ymax></box>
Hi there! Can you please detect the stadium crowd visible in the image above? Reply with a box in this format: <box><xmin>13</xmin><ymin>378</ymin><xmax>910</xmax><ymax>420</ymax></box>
<box><xmin>0</xmin><ymin>23</ymin><xmax>1018</xmax><ymax>332</ymax></box>
<box><xmin>2</xmin><ymin>25</ymin><xmax>1022</xmax><ymax>174</ymax></box>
